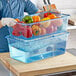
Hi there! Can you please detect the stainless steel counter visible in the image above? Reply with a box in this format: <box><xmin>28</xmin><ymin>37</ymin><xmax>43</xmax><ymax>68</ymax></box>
<box><xmin>0</xmin><ymin>60</ymin><xmax>16</xmax><ymax>76</ymax></box>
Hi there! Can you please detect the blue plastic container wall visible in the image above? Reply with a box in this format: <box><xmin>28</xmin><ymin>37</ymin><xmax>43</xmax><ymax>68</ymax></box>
<box><xmin>8</xmin><ymin>12</ymin><xmax>70</xmax><ymax>39</ymax></box>
<box><xmin>6</xmin><ymin>32</ymin><xmax>69</xmax><ymax>63</ymax></box>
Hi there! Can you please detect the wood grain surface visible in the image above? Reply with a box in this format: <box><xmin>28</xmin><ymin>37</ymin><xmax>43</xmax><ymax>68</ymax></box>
<box><xmin>0</xmin><ymin>52</ymin><xmax>76</xmax><ymax>76</ymax></box>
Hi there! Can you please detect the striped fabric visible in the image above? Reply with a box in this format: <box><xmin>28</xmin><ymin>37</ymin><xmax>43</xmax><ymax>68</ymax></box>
<box><xmin>0</xmin><ymin>0</ymin><xmax>38</xmax><ymax>19</ymax></box>
<box><xmin>0</xmin><ymin>0</ymin><xmax>38</xmax><ymax>52</ymax></box>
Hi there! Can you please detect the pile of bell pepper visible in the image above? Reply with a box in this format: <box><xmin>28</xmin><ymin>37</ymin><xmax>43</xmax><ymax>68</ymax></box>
<box><xmin>12</xmin><ymin>12</ymin><xmax>62</xmax><ymax>38</ymax></box>
<box><xmin>21</xmin><ymin>12</ymin><xmax>57</xmax><ymax>24</ymax></box>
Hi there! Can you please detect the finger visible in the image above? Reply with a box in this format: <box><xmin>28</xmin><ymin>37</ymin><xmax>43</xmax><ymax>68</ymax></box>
<box><xmin>9</xmin><ymin>21</ymin><xmax>16</xmax><ymax>27</ymax></box>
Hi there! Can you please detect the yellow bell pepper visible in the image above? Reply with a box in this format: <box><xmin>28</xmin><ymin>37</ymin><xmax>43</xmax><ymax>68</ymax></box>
<box><xmin>41</xmin><ymin>17</ymin><xmax>50</xmax><ymax>21</ymax></box>
<box><xmin>40</xmin><ymin>17</ymin><xmax>50</xmax><ymax>28</ymax></box>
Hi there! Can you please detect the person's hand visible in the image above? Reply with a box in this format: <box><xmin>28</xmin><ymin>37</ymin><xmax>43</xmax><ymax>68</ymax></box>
<box><xmin>1</xmin><ymin>18</ymin><xmax>17</xmax><ymax>27</ymax></box>
<box><xmin>36</xmin><ymin>10</ymin><xmax>43</xmax><ymax>13</ymax></box>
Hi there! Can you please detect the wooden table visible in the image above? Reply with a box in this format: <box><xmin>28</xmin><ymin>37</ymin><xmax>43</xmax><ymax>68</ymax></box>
<box><xmin>0</xmin><ymin>52</ymin><xmax>76</xmax><ymax>76</ymax></box>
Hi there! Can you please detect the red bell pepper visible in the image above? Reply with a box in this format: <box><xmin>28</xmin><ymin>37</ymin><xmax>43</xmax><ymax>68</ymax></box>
<box><xmin>44</xmin><ymin>12</ymin><xmax>52</xmax><ymax>18</ymax></box>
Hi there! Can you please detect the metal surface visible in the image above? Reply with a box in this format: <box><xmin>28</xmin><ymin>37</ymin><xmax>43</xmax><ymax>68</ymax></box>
<box><xmin>41</xmin><ymin>70</ymin><xmax>76</xmax><ymax>76</ymax></box>
<box><xmin>47</xmin><ymin>0</ymin><xmax>51</xmax><ymax>5</ymax></box>
<box><xmin>43</xmin><ymin>0</ymin><xmax>51</xmax><ymax>11</ymax></box>
<box><xmin>0</xmin><ymin>60</ymin><xmax>16</xmax><ymax>76</ymax></box>
<box><xmin>67</xmin><ymin>48</ymin><xmax>76</xmax><ymax>56</ymax></box>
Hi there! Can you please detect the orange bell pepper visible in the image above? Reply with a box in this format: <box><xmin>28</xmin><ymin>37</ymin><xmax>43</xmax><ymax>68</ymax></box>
<box><xmin>15</xmin><ymin>19</ymin><xmax>20</xmax><ymax>22</ymax></box>
<box><xmin>48</xmin><ymin>14</ymin><xmax>57</xmax><ymax>19</ymax></box>
<box><xmin>32</xmin><ymin>16</ymin><xmax>40</xmax><ymax>22</ymax></box>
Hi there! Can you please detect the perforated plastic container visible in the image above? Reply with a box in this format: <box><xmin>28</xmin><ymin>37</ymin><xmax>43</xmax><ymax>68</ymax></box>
<box><xmin>6</xmin><ymin>32</ymin><xmax>69</xmax><ymax>63</ymax></box>
<box><xmin>9</xmin><ymin>11</ymin><xmax>70</xmax><ymax>39</ymax></box>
